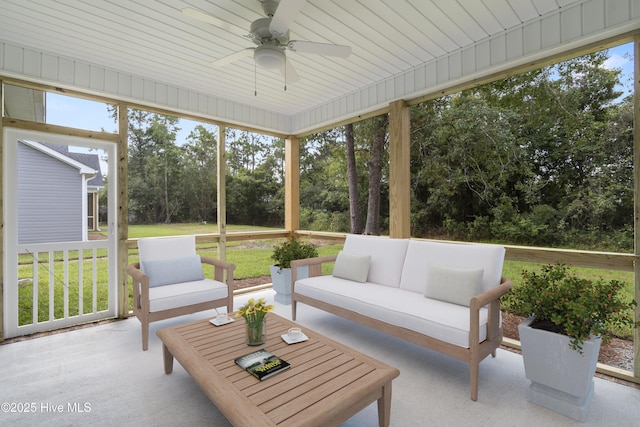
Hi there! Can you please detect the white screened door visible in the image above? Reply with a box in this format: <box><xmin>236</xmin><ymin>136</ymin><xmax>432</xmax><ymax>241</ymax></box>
<box><xmin>3</xmin><ymin>128</ymin><xmax>118</xmax><ymax>337</ymax></box>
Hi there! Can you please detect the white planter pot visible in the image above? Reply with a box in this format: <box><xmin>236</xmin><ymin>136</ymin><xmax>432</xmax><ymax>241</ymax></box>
<box><xmin>518</xmin><ymin>316</ymin><xmax>601</xmax><ymax>422</ymax></box>
<box><xmin>270</xmin><ymin>265</ymin><xmax>309</xmax><ymax>305</ymax></box>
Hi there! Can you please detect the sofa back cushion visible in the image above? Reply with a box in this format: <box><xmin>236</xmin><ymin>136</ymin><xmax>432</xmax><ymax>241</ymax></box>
<box><xmin>399</xmin><ymin>240</ymin><xmax>505</xmax><ymax>294</ymax></box>
<box><xmin>342</xmin><ymin>235</ymin><xmax>409</xmax><ymax>287</ymax></box>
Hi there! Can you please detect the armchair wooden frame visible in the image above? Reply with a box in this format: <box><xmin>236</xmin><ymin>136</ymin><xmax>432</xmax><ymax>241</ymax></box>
<box><xmin>127</xmin><ymin>256</ymin><xmax>235</xmax><ymax>350</ymax></box>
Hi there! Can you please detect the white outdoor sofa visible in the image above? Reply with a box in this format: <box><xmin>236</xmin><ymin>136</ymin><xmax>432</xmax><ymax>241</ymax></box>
<box><xmin>291</xmin><ymin>234</ymin><xmax>512</xmax><ymax>401</ymax></box>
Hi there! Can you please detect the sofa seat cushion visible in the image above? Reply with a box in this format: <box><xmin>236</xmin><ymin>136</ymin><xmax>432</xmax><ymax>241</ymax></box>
<box><xmin>295</xmin><ymin>276</ymin><xmax>490</xmax><ymax>348</ymax></box>
<box><xmin>147</xmin><ymin>279</ymin><xmax>228</xmax><ymax>312</ymax></box>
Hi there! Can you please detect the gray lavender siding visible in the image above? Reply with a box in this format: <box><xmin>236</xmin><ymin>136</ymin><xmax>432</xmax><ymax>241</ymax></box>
<box><xmin>17</xmin><ymin>142</ymin><xmax>83</xmax><ymax>243</ymax></box>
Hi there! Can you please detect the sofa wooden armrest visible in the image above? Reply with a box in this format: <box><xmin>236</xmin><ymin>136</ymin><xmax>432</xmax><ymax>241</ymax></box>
<box><xmin>291</xmin><ymin>256</ymin><xmax>337</xmax><ymax>320</ymax></box>
<box><xmin>471</xmin><ymin>276</ymin><xmax>513</xmax><ymax>342</ymax></box>
<box><xmin>291</xmin><ymin>255</ymin><xmax>337</xmax><ymax>280</ymax></box>
<box><xmin>467</xmin><ymin>276</ymin><xmax>513</xmax><ymax>399</ymax></box>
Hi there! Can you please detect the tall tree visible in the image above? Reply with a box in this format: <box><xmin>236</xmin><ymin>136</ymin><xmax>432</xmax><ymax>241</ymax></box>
<box><xmin>183</xmin><ymin>125</ymin><xmax>217</xmax><ymax>222</ymax></box>
<box><xmin>144</xmin><ymin>115</ymin><xmax>182</xmax><ymax>223</ymax></box>
<box><xmin>364</xmin><ymin>115</ymin><xmax>389</xmax><ymax>235</ymax></box>
<box><xmin>344</xmin><ymin>124</ymin><xmax>362</xmax><ymax>233</ymax></box>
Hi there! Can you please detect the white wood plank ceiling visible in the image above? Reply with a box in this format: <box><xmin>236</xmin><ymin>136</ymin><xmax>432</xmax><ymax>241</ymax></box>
<box><xmin>1</xmin><ymin>0</ymin><xmax>639</xmax><ymax>135</ymax></box>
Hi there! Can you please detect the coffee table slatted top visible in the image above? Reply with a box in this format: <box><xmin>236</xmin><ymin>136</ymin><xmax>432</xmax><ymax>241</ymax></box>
<box><xmin>157</xmin><ymin>313</ymin><xmax>399</xmax><ymax>427</ymax></box>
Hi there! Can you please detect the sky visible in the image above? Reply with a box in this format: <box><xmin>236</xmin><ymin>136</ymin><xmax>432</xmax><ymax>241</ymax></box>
<box><xmin>45</xmin><ymin>41</ymin><xmax>635</xmax><ymax>162</ymax></box>
<box><xmin>605</xmin><ymin>42</ymin><xmax>634</xmax><ymax>97</ymax></box>
<box><xmin>45</xmin><ymin>96</ymin><xmax>204</xmax><ymax>146</ymax></box>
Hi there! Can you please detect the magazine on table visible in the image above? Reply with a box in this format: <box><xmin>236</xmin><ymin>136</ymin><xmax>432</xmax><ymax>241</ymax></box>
<box><xmin>234</xmin><ymin>349</ymin><xmax>290</xmax><ymax>381</ymax></box>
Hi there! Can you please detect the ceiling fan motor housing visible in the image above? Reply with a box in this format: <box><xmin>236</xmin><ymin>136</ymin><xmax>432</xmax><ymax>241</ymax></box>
<box><xmin>250</xmin><ymin>17</ymin><xmax>289</xmax><ymax>45</ymax></box>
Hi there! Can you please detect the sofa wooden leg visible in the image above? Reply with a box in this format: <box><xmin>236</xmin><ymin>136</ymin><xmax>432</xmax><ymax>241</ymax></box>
<box><xmin>292</xmin><ymin>301</ymin><xmax>297</xmax><ymax>321</ymax></box>
<box><xmin>470</xmin><ymin>363</ymin><xmax>479</xmax><ymax>401</ymax></box>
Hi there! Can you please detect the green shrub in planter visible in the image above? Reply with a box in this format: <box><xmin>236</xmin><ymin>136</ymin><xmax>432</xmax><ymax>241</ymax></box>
<box><xmin>505</xmin><ymin>263</ymin><xmax>639</xmax><ymax>353</ymax></box>
<box><xmin>271</xmin><ymin>236</ymin><xmax>319</xmax><ymax>270</ymax></box>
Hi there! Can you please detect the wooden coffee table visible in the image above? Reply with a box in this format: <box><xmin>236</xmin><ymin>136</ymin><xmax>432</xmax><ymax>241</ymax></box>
<box><xmin>157</xmin><ymin>313</ymin><xmax>399</xmax><ymax>427</ymax></box>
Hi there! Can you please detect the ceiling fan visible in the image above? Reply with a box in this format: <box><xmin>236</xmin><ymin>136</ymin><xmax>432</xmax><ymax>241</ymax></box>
<box><xmin>183</xmin><ymin>0</ymin><xmax>352</xmax><ymax>84</ymax></box>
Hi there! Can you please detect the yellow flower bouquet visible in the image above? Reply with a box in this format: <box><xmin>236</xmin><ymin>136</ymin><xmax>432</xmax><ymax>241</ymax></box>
<box><xmin>236</xmin><ymin>297</ymin><xmax>275</xmax><ymax>345</ymax></box>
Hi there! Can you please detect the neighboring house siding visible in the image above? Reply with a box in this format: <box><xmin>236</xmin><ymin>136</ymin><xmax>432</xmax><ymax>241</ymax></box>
<box><xmin>18</xmin><ymin>142</ymin><xmax>83</xmax><ymax>243</ymax></box>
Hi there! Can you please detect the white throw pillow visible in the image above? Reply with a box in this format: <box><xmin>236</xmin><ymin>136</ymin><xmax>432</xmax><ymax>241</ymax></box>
<box><xmin>332</xmin><ymin>251</ymin><xmax>371</xmax><ymax>283</ymax></box>
<box><xmin>141</xmin><ymin>254</ymin><xmax>205</xmax><ymax>287</ymax></box>
<box><xmin>424</xmin><ymin>263</ymin><xmax>484</xmax><ymax>306</ymax></box>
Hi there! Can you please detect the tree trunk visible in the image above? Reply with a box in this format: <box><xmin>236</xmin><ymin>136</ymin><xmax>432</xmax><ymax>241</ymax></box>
<box><xmin>364</xmin><ymin>115</ymin><xmax>388</xmax><ymax>235</ymax></box>
<box><xmin>345</xmin><ymin>124</ymin><xmax>362</xmax><ymax>234</ymax></box>
<box><xmin>163</xmin><ymin>159</ymin><xmax>171</xmax><ymax>223</ymax></box>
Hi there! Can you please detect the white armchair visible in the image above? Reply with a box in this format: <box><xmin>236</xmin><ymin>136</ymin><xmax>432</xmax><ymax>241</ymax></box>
<box><xmin>127</xmin><ymin>235</ymin><xmax>235</xmax><ymax>350</ymax></box>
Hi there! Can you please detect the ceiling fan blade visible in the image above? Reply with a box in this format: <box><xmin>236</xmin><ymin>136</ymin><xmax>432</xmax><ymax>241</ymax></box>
<box><xmin>288</xmin><ymin>40</ymin><xmax>352</xmax><ymax>58</ymax></box>
<box><xmin>212</xmin><ymin>48</ymin><xmax>254</xmax><ymax>68</ymax></box>
<box><xmin>278</xmin><ymin>58</ymin><xmax>300</xmax><ymax>83</ymax></box>
<box><xmin>182</xmin><ymin>7</ymin><xmax>247</xmax><ymax>37</ymax></box>
<box><xmin>269</xmin><ymin>0</ymin><xmax>307</xmax><ymax>37</ymax></box>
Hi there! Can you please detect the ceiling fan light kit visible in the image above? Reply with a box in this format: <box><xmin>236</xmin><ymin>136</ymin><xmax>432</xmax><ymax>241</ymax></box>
<box><xmin>254</xmin><ymin>45</ymin><xmax>285</xmax><ymax>69</ymax></box>
<box><xmin>184</xmin><ymin>0</ymin><xmax>352</xmax><ymax>87</ymax></box>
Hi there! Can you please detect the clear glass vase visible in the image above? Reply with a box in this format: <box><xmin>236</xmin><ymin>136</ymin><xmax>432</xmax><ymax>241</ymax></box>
<box><xmin>246</xmin><ymin>318</ymin><xmax>266</xmax><ymax>346</ymax></box>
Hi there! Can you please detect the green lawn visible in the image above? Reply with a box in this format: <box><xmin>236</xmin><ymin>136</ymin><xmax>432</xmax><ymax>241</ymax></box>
<box><xmin>16</xmin><ymin>225</ymin><xmax>638</xmax><ymax>340</ymax></box>
<box><xmin>127</xmin><ymin>223</ymin><xmax>281</xmax><ymax>239</ymax></box>
<box><xmin>17</xmin><ymin>251</ymin><xmax>110</xmax><ymax>325</ymax></box>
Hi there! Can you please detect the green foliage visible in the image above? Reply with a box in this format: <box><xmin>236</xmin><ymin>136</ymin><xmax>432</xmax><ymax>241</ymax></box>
<box><xmin>182</xmin><ymin>125</ymin><xmax>218</xmax><ymax>222</ymax></box>
<box><xmin>504</xmin><ymin>263</ymin><xmax>639</xmax><ymax>353</ymax></box>
<box><xmin>409</xmin><ymin>50</ymin><xmax>632</xmax><ymax>248</ymax></box>
<box><xmin>270</xmin><ymin>236</ymin><xmax>319</xmax><ymax>269</ymax></box>
<box><xmin>300</xmin><ymin>208</ymin><xmax>350</xmax><ymax>233</ymax></box>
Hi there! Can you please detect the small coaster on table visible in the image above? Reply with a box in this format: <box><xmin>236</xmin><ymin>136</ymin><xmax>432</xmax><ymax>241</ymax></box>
<box><xmin>281</xmin><ymin>331</ymin><xmax>309</xmax><ymax>344</ymax></box>
<box><xmin>210</xmin><ymin>316</ymin><xmax>234</xmax><ymax>326</ymax></box>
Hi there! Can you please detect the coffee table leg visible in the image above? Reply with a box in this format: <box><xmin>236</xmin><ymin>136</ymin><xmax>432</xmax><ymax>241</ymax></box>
<box><xmin>377</xmin><ymin>381</ymin><xmax>392</xmax><ymax>427</ymax></box>
<box><xmin>163</xmin><ymin>344</ymin><xmax>174</xmax><ymax>374</ymax></box>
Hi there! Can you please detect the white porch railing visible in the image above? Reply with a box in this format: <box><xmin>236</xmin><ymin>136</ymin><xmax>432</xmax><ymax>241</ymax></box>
<box><xmin>12</xmin><ymin>240</ymin><xmax>116</xmax><ymax>336</ymax></box>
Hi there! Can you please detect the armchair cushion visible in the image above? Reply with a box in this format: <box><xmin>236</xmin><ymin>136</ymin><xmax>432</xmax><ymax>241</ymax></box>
<box><xmin>141</xmin><ymin>254</ymin><xmax>204</xmax><ymax>287</ymax></box>
<box><xmin>425</xmin><ymin>263</ymin><xmax>483</xmax><ymax>307</ymax></box>
<box><xmin>148</xmin><ymin>278</ymin><xmax>228</xmax><ymax>312</ymax></box>
<box><xmin>332</xmin><ymin>251</ymin><xmax>371</xmax><ymax>282</ymax></box>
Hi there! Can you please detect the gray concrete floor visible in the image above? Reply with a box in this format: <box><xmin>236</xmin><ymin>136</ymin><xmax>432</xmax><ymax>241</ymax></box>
<box><xmin>1</xmin><ymin>289</ymin><xmax>638</xmax><ymax>426</ymax></box>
